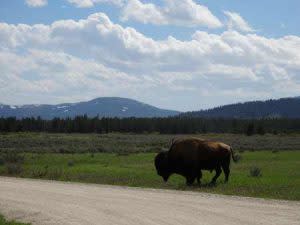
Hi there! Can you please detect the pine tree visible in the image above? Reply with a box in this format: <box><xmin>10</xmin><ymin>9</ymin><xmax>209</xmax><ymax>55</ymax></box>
<box><xmin>246</xmin><ymin>123</ymin><xmax>255</xmax><ymax>136</ymax></box>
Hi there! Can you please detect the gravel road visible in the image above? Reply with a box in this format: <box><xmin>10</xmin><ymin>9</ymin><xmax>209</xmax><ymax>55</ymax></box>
<box><xmin>0</xmin><ymin>177</ymin><xmax>299</xmax><ymax>225</ymax></box>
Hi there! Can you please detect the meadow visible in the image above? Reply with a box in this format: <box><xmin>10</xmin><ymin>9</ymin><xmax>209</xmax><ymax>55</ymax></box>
<box><xmin>0</xmin><ymin>132</ymin><xmax>300</xmax><ymax>201</ymax></box>
<box><xmin>1</xmin><ymin>132</ymin><xmax>300</xmax><ymax>154</ymax></box>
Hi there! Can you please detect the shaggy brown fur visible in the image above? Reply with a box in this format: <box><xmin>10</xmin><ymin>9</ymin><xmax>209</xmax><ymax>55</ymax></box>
<box><xmin>155</xmin><ymin>137</ymin><xmax>237</xmax><ymax>185</ymax></box>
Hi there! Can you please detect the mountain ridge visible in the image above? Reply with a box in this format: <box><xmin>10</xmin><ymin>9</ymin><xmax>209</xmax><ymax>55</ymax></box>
<box><xmin>0</xmin><ymin>97</ymin><xmax>179</xmax><ymax>119</ymax></box>
<box><xmin>180</xmin><ymin>97</ymin><xmax>300</xmax><ymax>119</ymax></box>
<box><xmin>1</xmin><ymin>96</ymin><xmax>299</xmax><ymax>119</ymax></box>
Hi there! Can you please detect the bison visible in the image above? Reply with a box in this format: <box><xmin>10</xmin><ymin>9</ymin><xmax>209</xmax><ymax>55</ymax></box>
<box><xmin>154</xmin><ymin>137</ymin><xmax>237</xmax><ymax>185</ymax></box>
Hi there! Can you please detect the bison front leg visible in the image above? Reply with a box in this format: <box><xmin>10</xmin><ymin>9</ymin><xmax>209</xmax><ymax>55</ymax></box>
<box><xmin>210</xmin><ymin>166</ymin><xmax>222</xmax><ymax>185</ymax></box>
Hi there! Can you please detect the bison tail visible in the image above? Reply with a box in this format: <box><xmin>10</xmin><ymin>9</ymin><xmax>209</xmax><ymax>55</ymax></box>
<box><xmin>230</xmin><ymin>147</ymin><xmax>238</xmax><ymax>163</ymax></box>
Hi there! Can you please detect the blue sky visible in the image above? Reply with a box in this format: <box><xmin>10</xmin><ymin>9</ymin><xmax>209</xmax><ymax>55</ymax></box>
<box><xmin>2</xmin><ymin>1</ymin><xmax>299</xmax><ymax>38</ymax></box>
<box><xmin>0</xmin><ymin>0</ymin><xmax>299</xmax><ymax>111</ymax></box>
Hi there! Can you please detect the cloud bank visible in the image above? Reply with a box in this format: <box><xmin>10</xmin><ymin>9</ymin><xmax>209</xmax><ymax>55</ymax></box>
<box><xmin>0</xmin><ymin>13</ymin><xmax>299</xmax><ymax>110</ymax></box>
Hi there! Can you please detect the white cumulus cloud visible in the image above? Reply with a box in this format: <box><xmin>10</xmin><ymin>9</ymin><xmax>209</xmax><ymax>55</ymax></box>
<box><xmin>25</xmin><ymin>0</ymin><xmax>48</xmax><ymax>7</ymax></box>
<box><xmin>121</xmin><ymin>0</ymin><xmax>222</xmax><ymax>28</ymax></box>
<box><xmin>224</xmin><ymin>11</ymin><xmax>254</xmax><ymax>32</ymax></box>
<box><xmin>121</xmin><ymin>0</ymin><xmax>165</xmax><ymax>25</ymax></box>
<box><xmin>67</xmin><ymin>0</ymin><xmax>125</xmax><ymax>8</ymax></box>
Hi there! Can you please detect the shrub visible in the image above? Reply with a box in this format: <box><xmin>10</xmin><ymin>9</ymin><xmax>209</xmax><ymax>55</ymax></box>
<box><xmin>6</xmin><ymin>163</ymin><xmax>23</xmax><ymax>175</ymax></box>
<box><xmin>246</xmin><ymin>123</ymin><xmax>255</xmax><ymax>136</ymax></box>
<box><xmin>116</xmin><ymin>151</ymin><xmax>130</xmax><ymax>156</ymax></box>
<box><xmin>257</xmin><ymin>125</ymin><xmax>265</xmax><ymax>135</ymax></box>
<box><xmin>234</xmin><ymin>153</ymin><xmax>242</xmax><ymax>162</ymax></box>
<box><xmin>249</xmin><ymin>166</ymin><xmax>262</xmax><ymax>177</ymax></box>
<box><xmin>3</xmin><ymin>151</ymin><xmax>24</xmax><ymax>163</ymax></box>
<box><xmin>67</xmin><ymin>160</ymin><xmax>75</xmax><ymax>167</ymax></box>
<box><xmin>58</xmin><ymin>148</ymin><xmax>74</xmax><ymax>154</ymax></box>
<box><xmin>47</xmin><ymin>168</ymin><xmax>63</xmax><ymax>180</ymax></box>
<box><xmin>0</xmin><ymin>155</ymin><xmax>4</xmax><ymax>166</ymax></box>
<box><xmin>30</xmin><ymin>167</ymin><xmax>48</xmax><ymax>178</ymax></box>
<box><xmin>2</xmin><ymin>151</ymin><xmax>24</xmax><ymax>175</ymax></box>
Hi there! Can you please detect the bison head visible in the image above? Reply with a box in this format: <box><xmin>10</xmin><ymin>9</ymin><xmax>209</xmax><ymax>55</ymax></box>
<box><xmin>154</xmin><ymin>152</ymin><xmax>171</xmax><ymax>182</ymax></box>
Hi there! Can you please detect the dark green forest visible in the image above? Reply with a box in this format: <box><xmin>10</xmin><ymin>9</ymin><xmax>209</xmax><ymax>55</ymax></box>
<box><xmin>1</xmin><ymin>116</ymin><xmax>300</xmax><ymax>134</ymax></box>
<box><xmin>181</xmin><ymin>97</ymin><xmax>300</xmax><ymax>119</ymax></box>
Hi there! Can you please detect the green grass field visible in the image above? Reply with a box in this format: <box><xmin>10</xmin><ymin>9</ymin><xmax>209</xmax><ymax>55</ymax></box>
<box><xmin>0</xmin><ymin>132</ymin><xmax>300</xmax><ymax>201</ymax></box>
<box><xmin>0</xmin><ymin>215</ymin><xmax>29</xmax><ymax>225</ymax></box>
<box><xmin>1</xmin><ymin>151</ymin><xmax>299</xmax><ymax>200</ymax></box>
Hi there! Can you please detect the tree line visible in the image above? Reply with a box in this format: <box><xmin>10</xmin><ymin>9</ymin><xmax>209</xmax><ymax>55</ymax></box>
<box><xmin>181</xmin><ymin>97</ymin><xmax>300</xmax><ymax>119</ymax></box>
<box><xmin>1</xmin><ymin>116</ymin><xmax>300</xmax><ymax>135</ymax></box>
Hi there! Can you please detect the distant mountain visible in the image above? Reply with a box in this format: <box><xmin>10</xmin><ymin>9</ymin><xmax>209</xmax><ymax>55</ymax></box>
<box><xmin>0</xmin><ymin>97</ymin><xmax>180</xmax><ymax>119</ymax></box>
<box><xmin>180</xmin><ymin>97</ymin><xmax>300</xmax><ymax>119</ymax></box>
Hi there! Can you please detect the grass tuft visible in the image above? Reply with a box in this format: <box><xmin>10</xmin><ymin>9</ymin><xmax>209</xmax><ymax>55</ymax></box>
<box><xmin>6</xmin><ymin>163</ymin><xmax>23</xmax><ymax>175</ymax></box>
<box><xmin>234</xmin><ymin>153</ymin><xmax>242</xmax><ymax>162</ymax></box>
<box><xmin>249</xmin><ymin>166</ymin><xmax>262</xmax><ymax>177</ymax></box>
<box><xmin>67</xmin><ymin>160</ymin><xmax>75</xmax><ymax>167</ymax></box>
<box><xmin>0</xmin><ymin>214</ymin><xmax>30</xmax><ymax>225</ymax></box>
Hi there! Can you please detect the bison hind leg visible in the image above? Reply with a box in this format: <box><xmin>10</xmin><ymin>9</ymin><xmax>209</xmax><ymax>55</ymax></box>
<box><xmin>222</xmin><ymin>160</ymin><xmax>231</xmax><ymax>183</ymax></box>
<box><xmin>222</xmin><ymin>165</ymin><xmax>230</xmax><ymax>183</ymax></box>
<box><xmin>210</xmin><ymin>166</ymin><xmax>222</xmax><ymax>185</ymax></box>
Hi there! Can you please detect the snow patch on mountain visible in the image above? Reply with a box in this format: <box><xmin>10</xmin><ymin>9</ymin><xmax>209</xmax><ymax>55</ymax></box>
<box><xmin>57</xmin><ymin>105</ymin><xmax>69</xmax><ymax>109</ymax></box>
